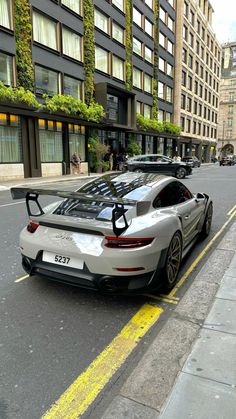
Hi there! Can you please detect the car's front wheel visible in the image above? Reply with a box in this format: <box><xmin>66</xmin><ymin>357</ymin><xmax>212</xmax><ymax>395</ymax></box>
<box><xmin>201</xmin><ymin>202</ymin><xmax>213</xmax><ymax>238</ymax></box>
<box><xmin>175</xmin><ymin>167</ymin><xmax>187</xmax><ymax>179</ymax></box>
<box><xmin>163</xmin><ymin>232</ymin><xmax>182</xmax><ymax>290</ymax></box>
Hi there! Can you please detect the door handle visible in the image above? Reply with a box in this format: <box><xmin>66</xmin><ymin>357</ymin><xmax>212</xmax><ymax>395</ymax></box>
<box><xmin>184</xmin><ymin>214</ymin><xmax>190</xmax><ymax>219</ymax></box>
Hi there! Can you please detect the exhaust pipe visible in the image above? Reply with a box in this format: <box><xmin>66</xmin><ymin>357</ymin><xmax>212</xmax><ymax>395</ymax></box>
<box><xmin>98</xmin><ymin>277</ymin><xmax>118</xmax><ymax>293</ymax></box>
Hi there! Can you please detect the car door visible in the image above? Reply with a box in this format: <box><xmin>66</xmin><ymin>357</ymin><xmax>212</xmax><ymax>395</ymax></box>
<box><xmin>149</xmin><ymin>156</ymin><xmax>172</xmax><ymax>174</ymax></box>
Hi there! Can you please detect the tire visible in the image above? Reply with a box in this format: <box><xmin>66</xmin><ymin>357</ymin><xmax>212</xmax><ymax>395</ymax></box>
<box><xmin>134</xmin><ymin>168</ymin><xmax>143</xmax><ymax>173</ymax></box>
<box><xmin>175</xmin><ymin>167</ymin><xmax>187</xmax><ymax>179</ymax></box>
<box><xmin>163</xmin><ymin>232</ymin><xmax>182</xmax><ymax>290</ymax></box>
<box><xmin>201</xmin><ymin>202</ymin><xmax>213</xmax><ymax>238</ymax></box>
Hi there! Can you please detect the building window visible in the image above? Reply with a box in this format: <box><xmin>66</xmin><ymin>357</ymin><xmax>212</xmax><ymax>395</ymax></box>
<box><xmin>144</xmin><ymin>74</ymin><xmax>152</xmax><ymax>93</ymax></box>
<box><xmin>144</xmin><ymin>46</ymin><xmax>153</xmax><ymax>63</ymax></box>
<box><xmin>167</xmin><ymin>63</ymin><xmax>173</xmax><ymax>77</ymax></box>
<box><xmin>180</xmin><ymin>116</ymin><xmax>185</xmax><ymax>130</ymax></box>
<box><xmin>159</xmin><ymin>57</ymin><xmax>165</xmax><ymax>72</ymax></box>
<box><xmin>145</xmin><ymin>0</ymin><xmax>153</xmax><ymax>9</ymax></box>
<box><xmin>112</xmin><ymin>22</ymin><xmax>124</xmax><ymax>44</ymax></box>
<box><xmin>95</xmin><ymin>46</ymin><xmax>109</xmax><ymax>73</ymax></box>
<box><xmin>33</xmin><ymin>11</ymin><xmax>58</xmax><ymax>50</ymax></box>
<box><xmin>39</xmin><ymin>119</ymin><xmax>63</xmax><ymax>163</ymax></box>
<box><xmin>35</xmin><ymin>65</ymin><xmax>59</xmax><ymax>96</ymax></box>
<box><xmin>228</xmin><ymin>105</ymin><xmax>233</xmax><ymax>114</ymax></box>
<box><xmin>165</xmin><ymin>112</ymin><xmax>171</xmax><ymax>122</ymax></box>
<box><xmin>133</xmin><ymin>67</ymin><xmax>142</xmax><ymax>89</ymax></box>
<box><xmin>166</xmin><ymin>86</ymin><xmax>172</xmax><ymax>102</ymax></box>
<box><xmin>94</xmin><ymin>9</ymin><xmax>109</xmax><ymax>34</ymax></box>
<box><xmin>0</xmin><ymin>0</ymin><xmax>11</xmax><ymax>29</ymax></box>
<box><xmin>182</xmin><ymin>48</ymin><xmax>187</xmax><ymax>63</ymax></box>
<box><xmin>158</xmin><ymin>81</ymin><xmax>164</xmax><ymax>99</ymax></box>
<box><xmin>144</xmin><ymin>104</ymin><xmax>152</xmax><ymax>119</ymax></box>
<box><xmin>167</xmin><ymin>16</ymin><xmax>174</xmax><ymax>32</ymax></box>
<box><xmin>0</xmin><ymin>114</ymin><xmax>21</xmax><ymax>163</ymax></box>
<box><xmin>69</xmin><ymin>124</ymin><xmax>85</xmax><ymax>161</ymax></box>
<box><xmin>136</xmin><ymin>101</ymin><xmax>142</xmax><ymax>114</ymax></box>
<box><xmin>112</xmin><ymin>0</ymin><xmax>124</xmax><ymax>12</ymax></box>
<box><xmin>158</xmin><ymin>110</ymin><xmax>164</xmax><ymax>122</ymax></box>
<box><xmin>0</xmin><ymin>52</ymin><xmax>13</xmax><ymax>86</ymax></box>
<box><xmin>62</xmin><ymin>27</ymin><xmax>82</xmax><ymax>61</ymax></box>
<box><xmin>167</xmin><ymin>40</ymin><xmax>174</xmax><ymax>54</ymax></box>
<box><xmin>112</xmin><ymin>55</ymin><xmax>124</xmax><ymax>80</ymax></box>
<box><xmin>64</xmin><ymin>75</ymin><xmax>82</xmax><ymax>100</ymax></box>
<box><xmin>182</xmin><ymin>70</ymin><xmax>186</xmax><ymax>86</ymax></box>
<box><xmin>184</xmin><ymin>1</ymin><xmax>188</xmax><ymax>17</ymax></box>
<box><xmin>187</xmin><ymin>97</ymin><xmax>192</xmax><ymax>112</ymax></box>
<box><xmin>61</xmin><ymin>0</ymin><xmax>81</xmax><ymax>15</ymax></box>
<box><xmin>133</xmin><ymin>7</ymin><xmax>142</xmax><ymax>27</ymax></box>
<box><xmin>144</xmin><ymin>18</ymin><xmax>153</xmax><ymax>36</ymax></box>
<box><xmin>181</xmin><ymin>94</ymin><xmax>186</xmax><ymax>109</ymax></box>
<box><xmin>159</xmin><ymin>7</ymin><xmax>166</xmax><ymax>22</ymax></box>
<box><xmin>133</xmin><ymin>37</ymin><xmax>142</xmax><ymax>56</ymax></box>
<box><xmin>159</xmin><ymin>33</ymin><xmax>165</xmax><ymax>47</ymax></box>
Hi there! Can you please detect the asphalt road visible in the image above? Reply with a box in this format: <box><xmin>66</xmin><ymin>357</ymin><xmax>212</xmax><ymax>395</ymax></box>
<box><xmin>0</xmin><ymin>164</ymin><xmax>236</xmax><ymax>419</ymax></box>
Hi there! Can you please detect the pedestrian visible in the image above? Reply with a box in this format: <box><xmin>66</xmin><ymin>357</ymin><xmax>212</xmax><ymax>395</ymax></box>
<box><xmin>71</xmin><ymin>152</ymin><xmax>81</xmax><ymax>174</ymax></box>
<box><xmin>117</xmin><ymin>152</ymin><xmax>125</xmax><ymax>171</ymax></box>
<box><xmin>109</xmin><ymin>153</ymin><xmax>113</xmax><ymax>171</ymax></box>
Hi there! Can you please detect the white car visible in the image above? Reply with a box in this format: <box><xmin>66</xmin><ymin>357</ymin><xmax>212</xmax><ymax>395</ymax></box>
<box><xmin>11</xmin><ymin>173</ymin><xmax>213</xmax><ymax>293</ymax></box>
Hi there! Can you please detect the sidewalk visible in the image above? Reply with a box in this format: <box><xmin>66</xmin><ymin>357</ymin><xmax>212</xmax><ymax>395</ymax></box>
<box><xmin>102</xmin><ymin>222</ymin><xmax>236</xmax><ymax>419</ymax></box>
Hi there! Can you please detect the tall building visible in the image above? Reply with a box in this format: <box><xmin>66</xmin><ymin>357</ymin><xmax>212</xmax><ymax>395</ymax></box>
<box><xmin>218</xmin><ymin>42</ymin><xmax>236</xmax><ymax>156</ymax></box>
<box><xmin>173</xmin><ymin>0</ymin><xmax>221</xmax><ymax>162</ymax></box>
<box><xmin>0</xmin><ymin>0</ymin><xmax>178</xmax><ymax>180</ymax></box>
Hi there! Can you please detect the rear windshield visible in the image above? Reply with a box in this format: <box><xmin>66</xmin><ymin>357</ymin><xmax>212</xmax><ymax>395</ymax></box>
<box><xmin>53</xmin><ymin>177</ymin><xmax>151</xmax><ymax>221</ymax></box>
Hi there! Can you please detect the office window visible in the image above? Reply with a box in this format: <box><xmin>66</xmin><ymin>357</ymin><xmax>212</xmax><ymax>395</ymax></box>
<box><xmin>193</xmin><ymin>121</ymin><xmax>196</xmax><ymax>134</ymax></box>
<box><xmin>144</xmin><ymin>74</ymin><xmax>152</xmax><ymax>93</ymax></box>
<box><xmin>61</xmin><ymin>0</ymin><xmax>81</xmax><ymax>15</ymax></box>
<box><xmin>159</xmin><ymin>7</ymin><xmax>166</xmax><ymax>22</ymax></box>
<box><xmin>168</xmin><ymin>0</ymin><xmax>174</xmax><ymax>7</ymax></box>
<box><xmin>133</xmin><ymin>7</ymin><xmax>142</xmax><ymax>27</ymax></box>
<box><xmin>184</xmin><ymin>1</ymin><xmax>188</xmax><ymax>17</ymax></box>
<box><xmin>166</xmin><ymin>86</ymin><xmax>172</xmax><ymax>102</ymax></box>
<box><xmin>181</xmin><ymin>117</ymin><xmax>185</xmax><ymax>130</ymax></box>
<box><xmin>158</xmin><ymin>81</ymin><xmax>164</xmax><ymax>99</ymax></box>
<box><xmin>189</xmin><ymin>32</ymin><xmax>194</xmax><ymax>48</ymax></box>
<box><xmin>0</xmin><ymin>0</ymin><xmax>11</xmax><ymax>28</ymax></box>
<box><xmin>136</xmin><ymin>101</ymin><xmax>142</xmax><ymax>114</ymax></box>
<box><xmin>133</xmin><ymin>68</ymin><xmax>142</xmax><ymax>89</ymax></box>
<box><xmin>189</xmin><ymin>54</ymin><xmax>193</xmax><ymax>69</ymax></box>
<box><xmin>182</xmin><ymin>70</ymin><xmax>186</xmax><ymax>86</ymax></box>
<box><xmin>159</xmin><ymin>57</ymin><xmax>165</xmax><ymax>72</ymax></box>
<box><xmin>183</xmin><ymin>25</ymin><xmax>188</xmax><ymax>41</ymax></box>
<box><xmin>145</xmin><ymin>0</ymin><xmax>153</xmax><ymax>8</ymax></box>
<box><xmin>145</xmin><ymin>18</ymin><xmax>153</xmax><ymax>36</ymax></box>
<box><xmin>167</xmin><ymin>40</ymin><xmax>173</xmax><ymax>54</ymax></box>
<box><xmin>194</xmin><ymin>81</ymin><xmax>198</xmax><ymax>95</ymax></box>
<box><xmin>112</xmin><ymin>55</ymin><xmax>124</xmax><ymax>80</ymax></box>
<box><xmin>35</xmin><ymin>65</ymin><xmax>59</xmax><ymax>96</ymax></box>
<box><xmin>133</xmin><ymin>37</ymin><xmax>142</xmax><ymax>56</ymax></box>
<box><xmin>188</xmin><ymin>75</ymin><xmax>192</xmax><ymax>90</ymax></box>
<box><xmin>186</xmin><ymin>119</ymin><xmax>191</xmax><ymax>133</ymax></box>
<box><xmin>69</xmin><ymin>124</ymin><xmax>85</xmax><ymax>161</ymax></box>
<box><xmin>112</xmin><ymin>0</ymin><xmax>124</xmax><ymax>12</ymax></box>
<box><xmin>33</xmin><ymin>12</ymin><xmax>58</xmax><ymax>50</ymax></box>
<box><xmin>190</xmin><ymin>10</ymin><xmax>194</xmax><ymax>26</ymax></box>
<box><xmin>95</xmin><ymin>46</ymin><xmax>109</xmax><ymax>73</ymax></box>
<box><xmin>112</xmin><ymin>22</ymin><xmax>124</xmax><ymax>44</ymax></box>
<box><xmin>0</xmin><ymin>114</ymin><xmax>21</xmax><ymax>163</ymax></box>
<box><xmin>165</xmin><ymin>112</ymin><xmax>171</xmax><ymax>122</ymax></box>
<box><xmin>0</xmin><ymin>52</ymin><xmax>13</xmax><ymax>86</ymax></box>
<box><xmin>94</xmin><ymin>9</ymin><xmax>109</xmax><ymax>34</ymax></box>
<box><xmin>39</xmin><ymin>120</ymin><xmax>63</xmax><ymax>163</ymax></box>
<box><xmin>144</xmin><ymin>46</ymin><xmax>153</xmax><ymax>63</ymax></box>
<box><xmin>159</xmin><ymin>33</ymin><xmax>165</xmax><ymax>47</ymax></box>
<box><xmin>181</xmin><ymin>94</ymin><xmax>186</xmax><ymax>109</ymax></box>
<box><xmin>187</xmin><ymin>97</ymin><xmax>192</xmax><ymax>112</ymax></box>
<box><xmin>64</xmin><ymin>75</ymin><xmax>81</xmax><ymax>100</ymax></box>
<box><xmin>144</xmin><ymin>104</ymin><xmax>152</xmax><ymax>119</ymax></box>
<box><xmin>167</xmin><ymin>63</ymin><xmax>173</xmax><ymax>77</ymax></box>
<box><xmin>158</xmin><ymin>110</ymin><xmax>164</xmax><ymax>122</ymax></box>
<box><xmin>182</xmin><ymin>48</ymin><xmax>187</xmax><ymax>64</ymax></box>
<box><xmin>62</xmin><ymin>27</ymin><xmax>82</xmax><ymax>61</ymax></box>
<box><xmin>168</xmin><ymin>16</ymin><xmax>174</xmax><ymax>32</ymax></box>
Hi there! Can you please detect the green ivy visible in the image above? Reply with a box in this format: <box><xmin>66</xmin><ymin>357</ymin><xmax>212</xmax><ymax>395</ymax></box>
<box><xmin>14</xmin><ymin>0</ymin><xmax>34</xmax><ymax>91</ymax></box>
<box><xmin>125</xmin><ymin>0</ymin><xmax>132</xmax><ymax>90</ymax></box>
<box><xmin>136</xmin><ymin>114</ymin><xmax>181</xmax><ymax>135</ymax></box>
<box><xmin>152</xmin><ymin>0</ymin><xmax>159</xmax><ymax>120</ymax></box>
<box><xmin>84</xmin><ymin>0</ymin><xmax>95</xmax><ymax>104</ymax></box>
<box><xmin>0</xmin><ymin>82</ymin><xmax>40</xmax><ymax>108</ymax></box>
<box><xmin>43</xmin><ymin>94</ymin><xmax>105</xmax><ymax>122</ymax></box>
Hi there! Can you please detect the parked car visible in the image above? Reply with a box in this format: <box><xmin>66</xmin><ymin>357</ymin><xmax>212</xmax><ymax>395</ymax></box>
<box><xmin>11</xmin><ymin>173</ymin><xmax>212</xmax><ymax>293</ymax></box>
<box><xmin>126</xmin><ymin>154</ymin><xmax>192</xmax><ymax>179</ymax></box>
<box><xmin>219</xmin><ymin>155</ymin><xmax>236</xmax><ymax>166</ymax></box>
<box><xmin>181</xmin><ymin>156</ymin><xmax>201</xmax><ymax>168</ymax></box>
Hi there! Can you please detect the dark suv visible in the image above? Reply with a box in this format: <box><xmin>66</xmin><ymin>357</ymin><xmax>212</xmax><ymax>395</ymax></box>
<box><xmin>219</xmin><ymin>155</ymin><xmax>236</xmax><ymax>166</ymax></box>
<box><xmin>182</xmin><ymin>156</ymin><xmax>201</xmax><ymax>168</ymax></box>
<box><xmin>127</xmin><ymin>154</ymin><xmax>192</xmax><ymax>179</ymax></box>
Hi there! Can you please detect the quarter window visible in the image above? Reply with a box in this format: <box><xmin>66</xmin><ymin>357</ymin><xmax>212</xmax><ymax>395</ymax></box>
<box><xmin>62</xmin><ymin>27</ymin><xmax>82</xmax><ymax>61</ymax></box>
<box><xmin>153</xmin><ymin>182</ymin><xmax>192</xmax><ymax>208</ymax></box>
<box><xmin>33</xmin><ymin>12</ymin><xmax>58</xmax><ymax>50</ymax></box>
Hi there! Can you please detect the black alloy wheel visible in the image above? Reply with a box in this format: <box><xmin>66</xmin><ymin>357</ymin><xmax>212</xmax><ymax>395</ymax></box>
<box><xmin>201</xmin><ymin>202</ymin><xmax>213</xmax><ymax>238</ymax></box>
<box><xmin>175</xmin><ymin>167</ymin><xmax>187</xmax><ymax>179</ymax></box>
<box><xmin>164</xmin><ymin>232</ymin><xmax>182</xmax><ymax>290</ymax></box>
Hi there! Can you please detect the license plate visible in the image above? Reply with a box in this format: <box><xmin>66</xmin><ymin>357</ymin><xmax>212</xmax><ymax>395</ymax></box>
<box><xmin>42</xmin><ymin>251</ymin><xmax>84</xmax><ymax>270</ymax></box>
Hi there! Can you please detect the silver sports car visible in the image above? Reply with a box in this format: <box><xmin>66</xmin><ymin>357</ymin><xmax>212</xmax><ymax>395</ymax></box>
<box><xmin>11</xmin><ymin>173</ymin><xmax>213</xmax><ymax>293</ymax></box>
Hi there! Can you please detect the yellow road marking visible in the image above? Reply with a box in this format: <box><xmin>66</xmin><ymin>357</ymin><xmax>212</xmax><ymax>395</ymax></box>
<box><xmin>42</xmin><ymin>304</ymin><xmax>163</xmax><ymax>419</ymax></box>
<box><xmin>168</xmin><ymin>209</ymin><xmax>236</xmax><ymax>298</ymax></box>
<box><xmin>15</xmin><ymin>275</ymin><xmax>29</xmax><ymax>283</ymax></box>
<box><xmin>144</xmin><ymin>294</ymin><xmax>178</xmax><ymax>305</ymax></box>
<box><xmin>227</xmin><ymin>204</ymin><xmax>236</xmax><ymax>216</ymax></box>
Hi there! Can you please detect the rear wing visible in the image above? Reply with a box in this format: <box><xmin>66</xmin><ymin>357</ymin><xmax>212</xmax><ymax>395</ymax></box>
<box><xmin>11</xmin><ymin>187</ymin><xmax>137</xmax><ymax>237</ymax></box>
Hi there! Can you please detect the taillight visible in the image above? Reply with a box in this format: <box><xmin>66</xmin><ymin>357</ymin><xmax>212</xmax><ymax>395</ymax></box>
<box><xmin>105</xmin><ymin>236</ymin><xmax>154</xmax><ymax>249</ymax></box>
<box><xmin>27</xmin><ymin>220</ymin><xmax>39</xmax><ymax>233</ymax></box>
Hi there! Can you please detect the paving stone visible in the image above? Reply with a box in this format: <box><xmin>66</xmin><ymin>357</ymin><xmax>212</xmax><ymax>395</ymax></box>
<box><xmin>224</xmin><ymin>266</ymin><xmax>236</xmax><ymax>278</ymax></box>
<box><xmin>160</xmin><ymin>373</ymin><xmax>236</xmax><ymax>419</ymax></box>
<box><xmin>204</xmin><ymin>297</ymin><xmax>236</xmax><ymax>335</ymax></box>
<box><xmin>101</xmin><ymin>396</ymin><xmax>159</xmax><ymax>419</ymax></box>
<box><xmin>217</xmin><ymin>224</ymin><xmax>236</xmax><ymax>251</ymax></box>
<box><xmin>216</xmin><ymin>275</ymin><xmax>236</xmax><ymax>301</ymax></box>
<box><xmin>121</xmin><ymin>318</ymin><xmax>199</xmax><ymax>411</ymax></box>
<box><xmin>195</xmin><ymin>249</ymin><xmax>234</xmax><ymax>284</ymax></box>
<box><xmin>183</xmin><ymin>329</ymin><xmax>236</xmax><ymax>386</ymax></box>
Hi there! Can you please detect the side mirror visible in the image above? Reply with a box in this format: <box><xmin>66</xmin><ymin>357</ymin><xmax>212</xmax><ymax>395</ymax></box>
<box><xmin>195</xmin><ymin>192</ymin><xmax>205</xmax><ymax>202</ymax></box>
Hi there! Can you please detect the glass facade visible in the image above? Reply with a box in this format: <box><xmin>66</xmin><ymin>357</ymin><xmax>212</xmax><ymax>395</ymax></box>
<box><xmin>69</xmin><ymin>124</ymin><xmax>85</xmax><ymax>161</ymax></box>
<box><xmin>0</xmin><ymin>114</ymin><xmax>21</xmax><ymax>163</ymax></box>
<box><xmin>39</xmin><ymin>119</ymin><xmax>63</xmax><ymax>162</ymax></box>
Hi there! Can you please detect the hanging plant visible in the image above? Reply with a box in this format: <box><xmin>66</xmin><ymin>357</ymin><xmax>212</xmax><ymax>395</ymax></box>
<box><xmin>0</xmin><ymin>82</ymin><xmax>40</xmax><ymax>108</ymax></box>
<box><xmin>84</xmin><ymin>0</ymin><xmax>95</xmax><ymax>104</ymax></box>
<box><xmin>125</xmin><ymin>0</ymin><xmax>132</xmax><ymax>90</ymax></box>
<box><xmin>14</xmin><ymin>0</ymin><xmax>34</xmax><ymax>91</ymax></box>
<box><xmin>137</xmin><ymin>114</ymin><xmax>181</xmax><ymax>135</ymax></box>
<box><xmin>152</xmin><ymin>0</ymin><xmax>159</xmax><ymax>120</ymax></box>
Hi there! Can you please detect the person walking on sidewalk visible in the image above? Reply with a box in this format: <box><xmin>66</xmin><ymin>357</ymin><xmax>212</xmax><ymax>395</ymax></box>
<box><xmin>71</xmin><ymin>152</ymin><xmax>81</xmax><ymax>174</ymax></box>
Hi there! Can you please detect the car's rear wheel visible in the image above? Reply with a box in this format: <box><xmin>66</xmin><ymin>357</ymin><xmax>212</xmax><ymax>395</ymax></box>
<box><xmin>201</xmin><ymin>202</ymin><xmax>213</xmax><ymax>238</ymax></box>
<box><xmin>175</xmin><ymin>167</ymin><xmax>186</xmax><ymax>179</ymax></box>
<box><xmin>163</xmin><ymin>232</ymin><xmax>182</xmax><ymax>290</ymax></box>
<box><xmin>134</xmin><ymin>168</ymin><xmax>143</xmax><ymax>173</ymax></box>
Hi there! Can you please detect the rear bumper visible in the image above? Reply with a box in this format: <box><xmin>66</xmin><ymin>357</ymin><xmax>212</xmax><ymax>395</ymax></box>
<box><xmin>22</xmin><ymin>253</ymin><xmax>165</xmax><ymax>294</ymax></box>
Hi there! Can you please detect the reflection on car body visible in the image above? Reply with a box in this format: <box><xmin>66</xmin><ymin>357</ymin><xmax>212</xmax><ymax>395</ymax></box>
<box><xmin>126</xmin><ymin>154</ymin><xmax>192</xmax><ymax>179</ymax></box>
<box><xmin>11</xmin><ymin>173</ymin><xmax>212</xmax><ymax>294</ymax></box>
